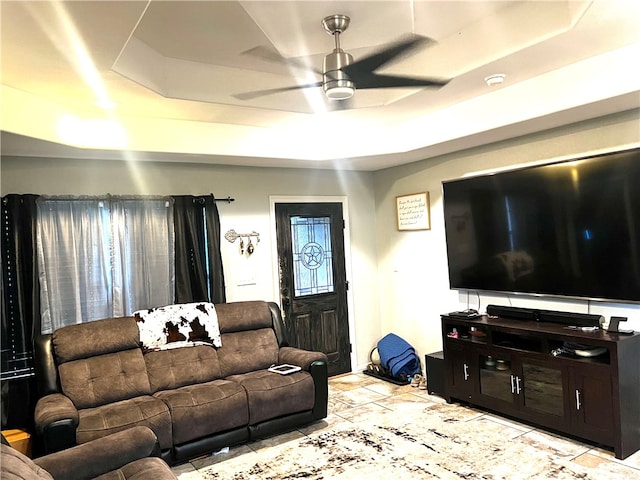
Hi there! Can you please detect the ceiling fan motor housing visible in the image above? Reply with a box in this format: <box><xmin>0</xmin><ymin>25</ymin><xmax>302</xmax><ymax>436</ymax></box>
<box><xmin>323</xmin><ymin>50</ymin><xmax>355</xmax><ymax>99</ymax></box>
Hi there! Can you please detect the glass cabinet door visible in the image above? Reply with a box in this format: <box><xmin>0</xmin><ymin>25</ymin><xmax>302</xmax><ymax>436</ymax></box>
<box><xmin>520</xmin><ymin>360</ymin><xmax>565</xmax><ymax>417</ymax></box>
<box><xmin>478</xmin><ymin>353</ymin><xmax>514</xmax><ymax>404</ymax></box>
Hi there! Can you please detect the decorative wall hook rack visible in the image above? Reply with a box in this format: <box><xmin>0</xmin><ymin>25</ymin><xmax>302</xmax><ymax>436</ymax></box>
<box><xmin>225</xmin><ymin>229</ymin><xmax>260</xmax><ymax>255</ymax></box>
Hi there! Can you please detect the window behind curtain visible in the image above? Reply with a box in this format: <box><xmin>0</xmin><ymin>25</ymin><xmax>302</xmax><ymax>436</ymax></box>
<box><xmin>37</xmin><ymin>197</ymin><xmax>175</xmax><ymax>333</ymax></box>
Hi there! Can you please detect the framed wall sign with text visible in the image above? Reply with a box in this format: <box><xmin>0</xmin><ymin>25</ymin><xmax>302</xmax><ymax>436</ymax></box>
<box><xmin>396</xmin><ymin>192</ymin><xmax>431</xmax><ymax>231</ymax></box>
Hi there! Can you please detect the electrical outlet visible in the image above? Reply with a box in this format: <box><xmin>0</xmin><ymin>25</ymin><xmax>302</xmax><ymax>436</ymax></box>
<box><xmin>237</xmin><ymin>275</ymin><xmax>256</xmax><ymax>286</ymax></box>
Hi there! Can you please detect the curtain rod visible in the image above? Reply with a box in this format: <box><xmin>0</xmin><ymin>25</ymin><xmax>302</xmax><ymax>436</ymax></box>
<box><xmin>39</xmin><ymin>194</ymin><xmax>170</xmax><ymax>201</ymax></box>
<box><xmin>37</xmin><ymin>195</ymin><xmax>235</xmax><ymax>203</ymax></box>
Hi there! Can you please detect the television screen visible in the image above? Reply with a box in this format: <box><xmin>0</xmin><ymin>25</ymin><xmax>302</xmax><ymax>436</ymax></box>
<box><xmin>442</xmin><ymin>149</ymin><xmax>640</xmax><ymax>303</ymax></box>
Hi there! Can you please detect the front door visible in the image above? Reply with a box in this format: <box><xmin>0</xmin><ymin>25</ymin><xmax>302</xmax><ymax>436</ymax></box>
<box><xmin>275</xmin><ymin>202</ymin><xmax>351</xmax><ymax>376</ymax></box>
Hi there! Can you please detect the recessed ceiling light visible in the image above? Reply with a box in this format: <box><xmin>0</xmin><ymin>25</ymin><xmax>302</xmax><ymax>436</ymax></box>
<box><xmin>484</xmin><ymin>74</ymin><xmax>506</xmax><ymax>86</ymax></box>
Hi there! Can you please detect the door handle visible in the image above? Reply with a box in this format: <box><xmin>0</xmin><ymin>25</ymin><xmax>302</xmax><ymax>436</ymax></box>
<box><xmin>575</xmin><ymin>390</ymin><xmax>581</xmax><ymax>410</ymax></box>
<box><xmin>515</xmin><ymin>376</ymin><xmax>521</xmax><ymax>395</ymax></box>
<box><xmin>463</xmin><ymin>363</ymin><xmax>469</xmax><ymax>381</ymax></box>
<box><xmin>281</xmin><ymin>287</ymin><xmax>290</xmax><ymax>307</ymax></box>
<box><xmin>510</xmin><ymin>375</ymin><xmax>515</xmax><ymax>394</ymax></box>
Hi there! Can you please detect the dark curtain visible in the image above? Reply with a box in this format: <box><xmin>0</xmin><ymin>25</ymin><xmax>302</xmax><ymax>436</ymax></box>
<box><xmin>203</xmin><ymin>197</ymin><xmax>226</xmax><ymax>304</ymax></box>
<box><xmin>1</xmin><ymin>194</ymin><xmax>40</xmax><ymax>429</ymax></box>
<box><xmin>172</xmin><ymin>195</ymin><xmax>226</xmax><ymax>304</ymax></box>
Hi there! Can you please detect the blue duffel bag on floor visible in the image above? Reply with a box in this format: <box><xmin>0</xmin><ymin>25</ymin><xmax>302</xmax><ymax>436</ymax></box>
<box><xmin>377</xmin><ymin>333</ymin><xmax>421</xmax><ymax>379</ymax></box>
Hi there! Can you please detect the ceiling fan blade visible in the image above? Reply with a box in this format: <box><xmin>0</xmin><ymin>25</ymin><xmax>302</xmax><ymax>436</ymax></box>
<box><xmin>242</xmin><ymin>46</ymin><xmax>322</xmax><ymax>75</ymax></box>
<box><xmin>342</xmin><ymin>34</ymin><xmax>434</xmax><ymax>77</ymax></box>
<box><xmin>354</xmin><ymin>73</ymin><xmax>450</xmax><ymax>90</ymax></box>
<box><xmin>233</xmin><ymin>82</ymin><xmax>323</xmax><ymax>100</ymax></box>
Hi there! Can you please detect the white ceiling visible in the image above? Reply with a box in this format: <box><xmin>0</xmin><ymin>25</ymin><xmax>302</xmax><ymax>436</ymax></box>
<box><xmin>1</xmin><ymin>0</ymin><xmax>639</xmax><ymax>171</ymax></box>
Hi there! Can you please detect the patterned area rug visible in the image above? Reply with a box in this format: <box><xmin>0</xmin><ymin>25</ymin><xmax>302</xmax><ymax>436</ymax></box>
<box><xmin>180</xmin><ymin>402</ymin><xmax>631</xmax><ymax>480</ymax></box>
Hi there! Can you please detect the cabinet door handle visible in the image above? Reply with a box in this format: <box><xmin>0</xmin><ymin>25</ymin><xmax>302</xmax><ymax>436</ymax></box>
<box><xmin>515</xmin><ymin>376</ymin><xmax>522</xmax><ymax>395</ymax></box>
<box><xmin>510</xmin><ymin>375</ymin><xmax>516</xmax><ymax>394</ymax></box>
<box><xmin>575</xmin><ymin>390</ymin><xmax>581</xmax><ymax>410</ymax></box>
<box><xmin>463</xmin><ymin>363</ymin><xmax>469</xmax><ymax>381</ymax></box>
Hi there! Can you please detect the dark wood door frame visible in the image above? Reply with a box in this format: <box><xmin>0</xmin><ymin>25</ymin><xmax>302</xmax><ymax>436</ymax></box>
<box><xmin>270</xmin><ymin>196</ymin><xmax>355</xmax><ymax>373</ymax></box>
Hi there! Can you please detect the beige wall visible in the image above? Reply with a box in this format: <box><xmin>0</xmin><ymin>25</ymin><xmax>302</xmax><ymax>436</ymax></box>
<box><xmin>2</xmin><ymin>108</ymin><xmax>639</xmax><ymax>372</ymax></box>
<box><xmin>373</xmin><ymin>109</ymin><xmax>640</xmax><ymax>363</ymax></box>
<box><xmin>0</xmin><ymin>157</ymin><xmax>380</xmax><ymax>370</ymax></box>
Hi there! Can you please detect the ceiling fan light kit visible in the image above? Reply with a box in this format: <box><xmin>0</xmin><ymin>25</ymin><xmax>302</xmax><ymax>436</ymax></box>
<box><xmin>324</xmin><ymin>84</ymin><xmax>355</xmax><ymax>100</ymax></box>
<box><xmin>323</xmin><ymin>51</ymin><xmax>355</xmax><ymax>99</ymax></box>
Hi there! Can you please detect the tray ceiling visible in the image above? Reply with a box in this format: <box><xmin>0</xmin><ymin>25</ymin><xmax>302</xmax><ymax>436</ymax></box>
<box><xmin>1</xmin><ymin>0</ymin><xmax>639</xmax><ymax>170</ymax></box>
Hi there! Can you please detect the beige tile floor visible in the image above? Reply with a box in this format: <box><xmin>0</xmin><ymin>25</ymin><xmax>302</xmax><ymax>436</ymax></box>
<box><xmin>173</xmin><ymin>372</ymin><xmax>640</xmax><ymax>479</ymax></box>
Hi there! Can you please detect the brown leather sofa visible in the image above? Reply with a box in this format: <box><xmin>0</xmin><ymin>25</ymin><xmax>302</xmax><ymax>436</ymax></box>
<box><xmin>34</xmin><ymin>301</ymin><xmax>328</xmax><ymax>465</ymax></box>
<box><xmin>1</xmin><ymin>426</ymin><xmax>177</xmax><ymax>480</ymax></box>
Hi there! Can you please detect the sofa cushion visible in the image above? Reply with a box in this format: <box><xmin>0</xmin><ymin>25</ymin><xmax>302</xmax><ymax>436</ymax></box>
<box><xmin>77</xmin><ymin>396</ymin><xmax>173</xmax><ymax>449</ymax></box>
<box><xmin>1</xmin><ymin>444</ymin><xmax>53</xmax><ymax>480</ymax></box>
<box><xmin>154</xmin><ymin>380</ymin><xmax>248</xmax><ymax>445</ymax></box>
<box><xmin>216</xmin><ymin>301</ymin><xmax>273</xmax><ymax>333</ymax></box>
<box><xmin>217</xmin><ymin>329</ymin><xmax>280</xmax><ymax>377</ymax></box>
<box><xmin>144</xmin><ymin>346</ymin><xmax>222</xmax><ymax>393</ymax></box>
<box><xmin>53</xmin><ymin>317</ymin><xmax>140</xmax><ymax>364</ymax></box>
<box><xmin>59</xmin><ymin>349</ymin><xmax>151</xmax><ymax>409</ymax></box>
<box><xmin>93</xmin><ymin>457</ymin><xmax>177</xmax><ymax>480</ymax></box>
<box><xmin>227</xmin><ymin>370</ymin><xmax>315</xmax><ymax>424</ymax></box>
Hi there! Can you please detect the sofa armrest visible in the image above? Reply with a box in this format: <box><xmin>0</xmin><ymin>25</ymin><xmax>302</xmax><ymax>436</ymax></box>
<box><xmin>35</xmin><ymin>334</ymin><xmax>60</xmax><ymax>397</ymax></box>
<box><xmin>34</xmin><ymin>426</ymin><xmax>160</xmax><ymax>480</ymax></box>
<box><xmin>35</xmin><ymin>394</ymin><xmax>79</xmax><ymax>431</ymax></box>
<box><xmin>279</xmin><ymin>347</ymin><xmax>329</xmax><ymax>420</ymax></box>
<box><xmin>309</xmin><ymin>359</ymin><xmax>329</xmax><ymax>419</ymax></box>
<box><xmin>35</xmin><ymin>394</ymin><xmax>79</xmax><ymax>453</ymax></box>
<box><xmin>278</xmin><ymin>346</ymin><xmax>328</xmax><ymax>370</ymax></box>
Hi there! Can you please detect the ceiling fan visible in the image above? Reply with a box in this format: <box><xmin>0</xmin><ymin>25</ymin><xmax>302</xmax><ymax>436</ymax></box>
<box><xmin>234</xmin><ymin>14</ymin><xmax>450</xmax><ymax>102</ymax></box>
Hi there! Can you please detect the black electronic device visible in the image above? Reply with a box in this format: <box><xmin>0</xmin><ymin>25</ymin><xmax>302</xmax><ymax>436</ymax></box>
<box><xmin>537</xmin><ymin>310</ymin><xmax>603</xmax><ymax>328</ymax></box>
<box><xmin>447</xmin><ymin>309</ymin><xmax>480</xmax><ymax>319</ymax></box>
<box><xmin>485</xmin><ymin>304</ymin><xmax>602</xmax><ymax>327</ymax></box>
<box><xmin>425</xmin><ymin>351</ymin><xmax>445</xmax><ymax>397</ymax></box>
<box><xmin>442</xmin><ymin>148</ymin><xmax>640</xmax><ymax>303</ymax></box>
<box><xmin>486</xmin><ymin>305</ymin><xmax>536</xmax><ymax>321</ymax></box>
<box><xmin>608</xmin><ymin>316</ymin><xmax>634</xmax><ymax>334</ymax></box>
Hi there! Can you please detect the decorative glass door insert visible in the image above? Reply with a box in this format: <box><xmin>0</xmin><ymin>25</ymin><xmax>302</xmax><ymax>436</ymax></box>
<box><xmin>290</xmin><ymin>216</ymin><xmax>334</xmax><ymax>296</ymax></box>
<box><xmin>479</xmin><ymin>354</ymin><xmax>513</xmax><ymax>404</ymax></box>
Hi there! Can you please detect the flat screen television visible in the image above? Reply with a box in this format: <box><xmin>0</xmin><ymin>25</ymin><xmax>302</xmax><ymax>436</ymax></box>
<box><xmin>442</xmin><ymin>148</ymin><xmax>640</xmax><ymax>304</ymax></box>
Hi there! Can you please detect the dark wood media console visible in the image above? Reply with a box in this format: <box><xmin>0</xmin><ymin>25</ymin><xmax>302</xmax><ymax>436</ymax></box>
<box><xmin>441</xmin><ymin>313</ymin><xmax>640</xmax><ymax>459</ymax></box>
